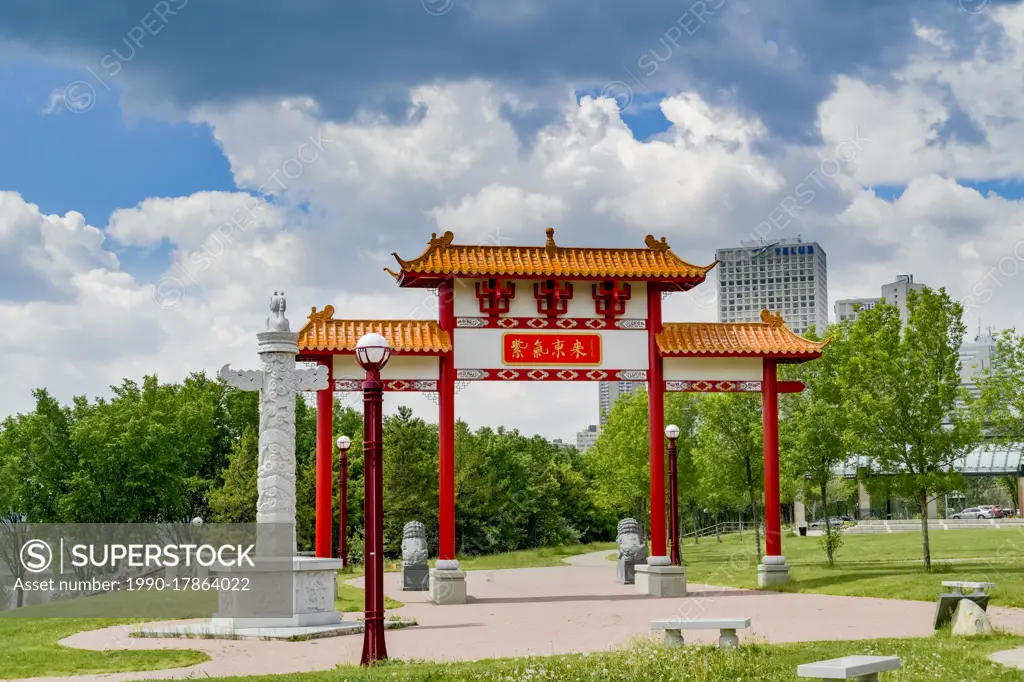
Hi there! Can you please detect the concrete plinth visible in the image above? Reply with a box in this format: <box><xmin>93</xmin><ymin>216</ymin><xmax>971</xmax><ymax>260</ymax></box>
<box><xmin>211</xmin><ymin>556</ymin><xmax>344</xmax><ymax>630</ymax></box>
<box><xmin>634</xmin><ymin>564</ymin><xmax>687</xmax><ymax>597</ymax></box>
<box><xmin>616</xmin><ymin>559</ymin><xmax>642</xmax><ymax>585</ymax></box>
<box><xmin>757</xmin><ymin>555</ymin><xmax>791</xmax><ymax>587</ymax></box>
<box><xmin>402</xmin><ymin>564</ymin><xmax>430</xmax><ymax>591</ymax></box>
<box><xmin>430</xmin><ymin>568</ymin><xmax>467</xmax><ymax>605</ymax></box>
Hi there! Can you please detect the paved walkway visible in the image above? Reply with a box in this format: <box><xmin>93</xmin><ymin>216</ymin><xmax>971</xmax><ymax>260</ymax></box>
<box><xmin>9</xmin><ymin>551</ymin><xmax>1024</xmax><ymax>682</ymax></box>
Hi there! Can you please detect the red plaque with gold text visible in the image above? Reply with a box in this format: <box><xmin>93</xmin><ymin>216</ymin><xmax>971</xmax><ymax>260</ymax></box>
<box><xmin>501</xmin><ymin>332</ymin><xmax>602</xmax><ymax>366</ymax></box>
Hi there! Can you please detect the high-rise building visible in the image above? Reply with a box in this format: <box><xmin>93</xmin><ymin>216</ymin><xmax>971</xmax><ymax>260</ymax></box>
<box><xmin>598</xmin><ymin>381</ymin><xmax>643</xmax><ymax>425</ymax></box>
<box><xmin>716</xmin><ymin>237</ymin><xmax>828</xmax><ymax>335</ymax></box>
<box><xmin>576</xmin><ymin>424</ymin><xmax>600</xmax><ymax>453</ymax></box>
<box><xmin>960</xmin><ymin>330</ymin><xmax>997</xmax><ymax>400</ymax></box>
<box><xmin>834</xmin><ymin>297</ymin><xmax>879</xmax><ymax>323</ymax></box>
<box><xmin>834</xmin><ymin>274</ymin><xmax>926</xmax><ymax>325</ymax></box>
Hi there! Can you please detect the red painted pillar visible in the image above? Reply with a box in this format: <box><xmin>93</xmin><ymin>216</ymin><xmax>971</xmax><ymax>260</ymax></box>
<box><xmin>315</xmin><ymin>359</ymin><xmax>333</xmax><ymax>558</ymax></box>
<box><xmin>762</xmin><ymin>358</ymin><xmax>782</xmax><ymax>557</ymax></box>
<box><xmin>647</xmin><ymin>284</ymin><xmax>667</xmax><ymax>559</ymax></box>
<box><xmin>361</xmin><ymin>368</ymin><xmax>387</xmax><ymax>664</ymax></box>
<box><xmin>438</xmin><ymin>279</ymin><xmax>457</xmax><ymax>564</ymax></box>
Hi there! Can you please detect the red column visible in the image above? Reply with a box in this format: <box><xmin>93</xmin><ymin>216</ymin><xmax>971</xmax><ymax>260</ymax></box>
<box><xmin>361</xmin><ymin>369</ymin><xmax>387</xmax><ymax>664</ymax></box>
<box><xmin>762</xmin><ymin>358</ymin><xmax>782</xmax><ymax>558</ymax></box>
<box><xmin>438</xmin><ymin>279</ymin><xmax>457</xmax><ymax>564</ymax></box>
<box><xmin>647</xmin><ymin>284</ymin><xmax>666</xmax><ymax>559</ymax></box>
<box><xmin>315</xmin><ymin>359</ymin><xmax>333</xmax><ymax>558</ymax></box>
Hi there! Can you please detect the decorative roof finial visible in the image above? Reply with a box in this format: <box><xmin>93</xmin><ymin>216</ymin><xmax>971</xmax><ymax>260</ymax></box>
<box><xmin>645</xmin><ymin>235</ymin><xmax>671</xmax><ymax>253</ymax></box>
<box><xmin>760</xmin><ymin>309</ymin><xmax>785</xmax><ymax>328</ymax></box>
<box><xmin>545</xmin><ymin>227</ymin><xmax>556</xmax><ymax>257</ymax></box>
<box><xmin>268</xmin><ymin>291</ymin><xmax>290</xmax><ymax>332</ymax></box>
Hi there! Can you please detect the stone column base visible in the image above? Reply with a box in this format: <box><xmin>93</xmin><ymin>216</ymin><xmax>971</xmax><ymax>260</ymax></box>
<box><xmin>401</xmin><ymin>564</ymin><xmax>430</xmax><ymax>591</ymax></box>
<box><xmin>429</xmin><ymin>568</ymin><xmax>467</xmax><ymax>605</ymax></box>
<box><xmin>212</xmin><ymin>556</ymin><xmax>344</xmax><ymax>630</ymax></box>
<box><xmin>757</xmin><ymin>555</ymin><xmax>791</xmax><ymax>587</ymax></box>
<box><xmin>634</xmin><ymin>564</ymin><xmax>687</xmax><ymax>597</ymax></box>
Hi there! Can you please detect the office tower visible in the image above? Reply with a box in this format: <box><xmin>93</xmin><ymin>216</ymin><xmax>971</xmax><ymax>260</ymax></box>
<box><xmin>834</xmin><ymin>274</ymin><xmax>926</xmax><ymax>325</ymax></box>
<box><xmin>576</xmin><ymin>424</ymin><xmax>600</xmax><ymax>453</ymax></box>
<box><xmin>959</xmin><ymin>329</ymin><xmax>997</xmax><ymax>400</ymax></box>
<box><xmin>598</xmin><ymin>381</ymin><xmax>643</xmax><ymax>426</ymax></box>
<box><xmin>716</xmin><ymin>237</ymin><xmax>828</xmax><ymax>336</ymax></box>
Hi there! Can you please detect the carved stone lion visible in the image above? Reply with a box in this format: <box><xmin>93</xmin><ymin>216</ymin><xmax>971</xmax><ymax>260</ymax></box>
<box><xmin>616</xmin><ymin>518</ymin><xmax>647</xmax><ymax>563</ymax></box>
<box><xmin>402</xmin><ymin>521</ymin><xmax>429</xmax><ymax>567</ymax></box>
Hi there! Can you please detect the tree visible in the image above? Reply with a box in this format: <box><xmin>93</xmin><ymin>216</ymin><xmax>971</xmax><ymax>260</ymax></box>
<box><xmin>975</xmin><ymin>329</ymin><xmax>1024</xmax><ymax>512</ymax></box>
<box><xmin>785</xmin><ymin>323</ymin><xmax>853</xmax><ymax>564</ymax></box>
<box><xmin>844</xmin><ymin>289</ymin><xmax>980</xmax><ymax>569</ymax></box>
<box><xmin>585</xmin><ymin>390</ymin><xmax>652</xmax><ymax>538</ymax></box>
<box><xmin>208</xmin><ymin>427</ymin><xmax>259</xmax><ymax>523</ymax></box>
<box><xmin>694</xmin><ymin>393</ymin><xmax>764</xmax><ymax>557</ymax></box>
<box><xmin>382</xmin><ymin>406</ymin><xmax>439</xmax><ymax>555</ymax></box>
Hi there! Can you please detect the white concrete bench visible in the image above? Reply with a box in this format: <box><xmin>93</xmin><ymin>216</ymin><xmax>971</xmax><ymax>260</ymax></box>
<box><xmin>797</xmin><ymin>655</ymin><xmax>901</xmax><ymax>681</ymax></box>
<box><xmin>650</xmin><ymin>617</ymin><xmax>750</xmax><ymax>649</ymax></box>
<box><xmin>941</xmin><ymin>581</ymin><xmax>995</xmax><ymax>595</ymax></box>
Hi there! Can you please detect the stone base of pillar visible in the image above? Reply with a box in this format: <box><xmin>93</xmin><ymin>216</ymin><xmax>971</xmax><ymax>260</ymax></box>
<box><xmin>429</xmin><ymin>568</ymin><xmax>467</xmax><ymax>605</ymax></box>
<box><xmin>616</xmin><ymin>559</ymin><xmax>643</xmax><ymax>585</ymax></box>
<box><xmin>757</xmin><ymin>555</ymin><xmax>791</xmax><ymax>587</ymax></box>
<box><xmin>211</xmin><ymin>556</ymin><xmax>344</xmax><ymax>630</ymax></box>
<box><xmin>634</xmin><ymin>564</ymin><xmax>687</xmax><ymax>597</ymax></box>
<box><xmin>401</xmin><ymin>564</ymin><xmax>430</xmax><ymax>591</ymax></box>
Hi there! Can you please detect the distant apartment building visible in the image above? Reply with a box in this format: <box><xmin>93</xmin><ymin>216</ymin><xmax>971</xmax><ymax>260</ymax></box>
<box><xmin>834</xmin><ymin>274</ymin><xmax>925</xmax><ymax>325</ymax></box>
<box><xmin>960</xmin><ymin>331</ymin><xmax>997</xmax><ymax>400</ymax></box>
<box><xmin>576</xmin><ymin>424</ymin><xmax>600</xmax><ymax>453</ymax></box>
<box><xmin>598</xmin><ymin>381</ymin><xmax>643</xmax><ymax>426</ymax></box>
<box><xmin>716</xmin><ymin>237</ymin><xmax>828</xmax><ymax>336</ymax></box>
<box><xmin>549</xmin><ymin>438</ymin><xmax>574</xmax><ymax>450</ymax></box>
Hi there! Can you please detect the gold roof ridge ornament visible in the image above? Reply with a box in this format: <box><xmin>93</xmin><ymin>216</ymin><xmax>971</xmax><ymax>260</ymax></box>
<box><xmin>308</xmin><ymin>305</ymin><xmax>335</xmax><ymax>323</ymax></box>
<box><xmin>760</xmin><ymin>309</ymin><xmax>786</xmax><ymax>328</ymax></box>
<box><xmin>645</xmin><ymin>234</ymin><xmax>671</xmax><ymax>253</ymax></box>
<box><xmin>545</xmin><ymin>227</ymin><xmax>557</xmax><ymax>257</ymax></box>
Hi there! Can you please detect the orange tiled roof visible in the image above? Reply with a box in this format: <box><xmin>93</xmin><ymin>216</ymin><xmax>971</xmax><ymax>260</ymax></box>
<box><xmin>385</xmin><ymin>229</ymin><xmax>716</xmax><ymax>283</ymax></box>
<box><xmin>297</xmin><ymin>306</ymin><xmax>451</xmax><ymax>354</ymax></box>
<box><xmin>657</xmin><ymin>310</ymin><xmax>828</xmax><ymax>359</ymax></box>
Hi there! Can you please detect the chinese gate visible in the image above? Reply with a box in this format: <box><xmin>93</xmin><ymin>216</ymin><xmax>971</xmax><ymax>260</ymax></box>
<box><xmin>296</xmin><ymin>228</ymin><xmax>826</xmax><ymax>599</ymax></box>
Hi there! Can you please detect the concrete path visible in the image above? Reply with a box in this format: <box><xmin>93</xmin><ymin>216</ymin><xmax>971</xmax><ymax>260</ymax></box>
<box><xmin>9</xmin><ymin>551</ymin><xmax>1024</xmax><ymax>682</ymax></box>
<box><xmin>991</xmin><ymin>647</ymin><xmax>1024</xmax><ymax>669</ymax></box>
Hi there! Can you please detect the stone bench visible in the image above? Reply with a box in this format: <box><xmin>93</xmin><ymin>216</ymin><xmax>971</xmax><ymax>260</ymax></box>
<box><xmin>941</xmin><ymin>581</ymin><xmax>994</xmax><ymax>595</ymax></box>
<box><xmin>797</xmin><ymin>655</ymin><xmax>901</xmax><ymax>681</ymax></box>
<box><xmin>934</xmin><ymin>581</ymin><xmax>995</xmax><ymax>629</ymax></box>
<box><xmin>650</xmin><ymin>617</ymin><xmax>749</xmax><ymax>649</ymax></box>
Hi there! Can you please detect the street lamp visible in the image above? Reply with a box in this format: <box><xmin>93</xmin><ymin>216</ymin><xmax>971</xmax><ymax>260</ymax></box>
<box><xmin>665</xmin><ymin>424</ymin><xmax>681</xmax><ymax>566</ymax></box>
<box><xmin>336</xmin><ymin>435</ymin><xmax>352</xmax><ymax>567</ymax></box>
<box><xmin>355</xmin><ymin>332</ymin><xmax>391</xmax><ymax>666</ymax></box>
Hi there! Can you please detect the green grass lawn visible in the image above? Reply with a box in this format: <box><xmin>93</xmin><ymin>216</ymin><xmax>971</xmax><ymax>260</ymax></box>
<box><xmin>442</xmin><ymin>541</ymin><xmax>616</xmax><ymax>571</ymax></box>
<box><xmin>676</xmin><ymin>527</ymin><xmax>1024</xmax><ymax>607</ymax></box>
<box><xmin>154</xmin><ymin>632</ymin><xmax>1024</xmax><ymax>681</ymax></box>
<box><xmin>0</xmin><ymin>617</ymin><xmax>209</xmax><ymax>679</ymax></box>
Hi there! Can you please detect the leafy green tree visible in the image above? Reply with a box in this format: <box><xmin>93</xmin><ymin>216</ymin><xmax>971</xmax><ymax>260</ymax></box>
<box><xmin>382</xmin><ymin>406</ymin><xmax>439</xmax><ymax>555</ymax></box>
<box><xmin>784</xmin><ymin>323</ymin><xmax>853</xmax><ymax>564</ymax></box>
<box><xmin>585</xmin><ymin>390</ymin><xmax>652</xmax><ymax>538</ymax></box>
<box><xmin>844</xmin><ymin>289</ymin><xmax>980</xmax><ymax>569</ymax></box>
<box><xmin>974</xmin><ymin>329</ymin><xmax>1024</xmax><ymax>512</ymax></box>
<box><xmin>208</xmin><ymin>427</ymin><xmax>259</xmax><ymax>523</ymax></box>
<box><xmin>694</xmin><ymin>393</ymin><xmax>764</xmax><ymax>557</ymax></box>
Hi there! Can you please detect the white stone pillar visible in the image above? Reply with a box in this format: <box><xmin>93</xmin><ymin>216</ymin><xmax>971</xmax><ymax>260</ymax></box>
<box><xmin>255</xmin><ymin>329</ymin><xmax>302</xmax><ymax>555</ymax></box>
<box><xmin>212</xmin><ymin>293</ymin><xmax>344</xmax><ymax>632</ymax></box>
<box><xmin>857</xmin><ymin>479</ymin><xmax>872</xmax><ymax>520</ymax></box>
<box><xmin>794</xmin><ymin>499</ymin><xmax>807</xmax><ymax>532</ymax></box>
<box><xmin>927</xmin><ymin>495</ymin><xmax>940</xmax><ymax>521</ymax></box>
